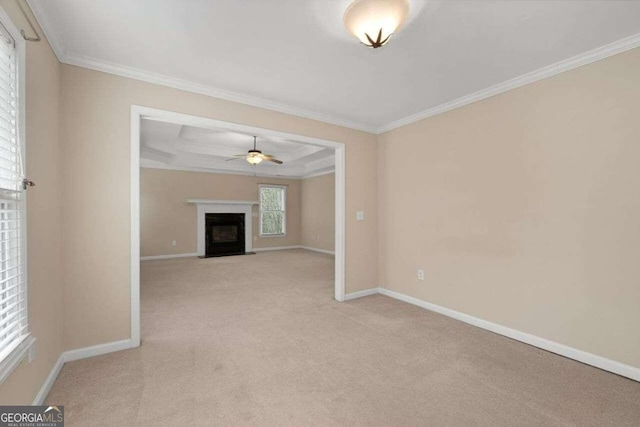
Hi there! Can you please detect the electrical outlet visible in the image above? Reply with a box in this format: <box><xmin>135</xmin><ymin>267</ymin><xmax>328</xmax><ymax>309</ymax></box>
<box><xmin>171</xmin><ymin>240</ymin><xmax>177</xmax><ymax>246</ymax></box>
<box><xmin>417</xmin><ymin>269</ymin><xmax>424</xmax><ymax>281</ymax></box>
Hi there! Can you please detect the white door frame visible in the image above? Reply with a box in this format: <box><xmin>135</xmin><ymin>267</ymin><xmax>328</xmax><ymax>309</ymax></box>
<box><xmin>130</xmin><ymin>105</ymin><xmax>346</xmax><ymax>346</ymax></box>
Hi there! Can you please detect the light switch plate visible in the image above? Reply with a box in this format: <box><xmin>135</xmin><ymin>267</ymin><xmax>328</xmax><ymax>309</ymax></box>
<box><xmin>356</xmin><ymin>211</ymin><xmax>365</xmax><ymax>221</ymax></box>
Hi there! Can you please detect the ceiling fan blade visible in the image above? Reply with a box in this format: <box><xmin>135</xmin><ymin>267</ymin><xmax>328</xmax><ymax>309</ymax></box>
<box><xmin>256</xmin><ymin>153</ymin><xmax>283</xmax><ymax>164</ymax></box>
<box><xmin>225</xmin><ymin>157</ymin><xmax>243</xmax><ymax>161</ymax></box>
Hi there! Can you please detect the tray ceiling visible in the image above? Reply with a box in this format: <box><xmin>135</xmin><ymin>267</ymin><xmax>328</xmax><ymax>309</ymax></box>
<box><xmin>140</xmin><ymin>119</ymin><xmax>335</xmax><ymax>178</ymax></box>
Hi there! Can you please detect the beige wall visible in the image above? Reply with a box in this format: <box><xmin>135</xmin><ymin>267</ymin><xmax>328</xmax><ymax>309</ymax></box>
<box><xmin>60</xmin><ymin>64</ymin><xmax>378</xmax><ymax>350</ymax></box>
<box><xmin>4</xmin><ymin>1</ymin><xmax>637</xmax><ymax>403</ymax></box>
<box><xmin>140</xmin><ymin>168</ymin><xmax>301</xmax><ymax>256</ymax></box>
<box><xmin>378</xmin><ymin>48</ymin><xmax>640</xmax><ymax>368</ymax></box>
<box><xmin>0</xmin><ymin>2</ymin><xmax>63</xmax><ymax>404</ymax></box>
<box><xmin>301</xmin><ymin>173</ymin><xmax>335</xmax><ymax>252</ymax></box>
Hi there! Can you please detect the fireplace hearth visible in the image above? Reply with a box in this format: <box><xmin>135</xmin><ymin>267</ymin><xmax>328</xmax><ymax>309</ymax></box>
<box><xmin>205</xmin><ymin>213</ymin><xmax>245</xmax><ymax>257</ymax></box>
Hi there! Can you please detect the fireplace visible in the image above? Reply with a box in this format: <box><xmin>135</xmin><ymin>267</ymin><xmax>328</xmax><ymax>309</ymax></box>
<box><xmin>187</xmin><ymin>199</ymin><xmax>257</xmax><ymax>256</ymax></box>
<box><xmin>205</xmin><ymin>213</ymin><xmax>245</xmax><ymax>257</ymax></box>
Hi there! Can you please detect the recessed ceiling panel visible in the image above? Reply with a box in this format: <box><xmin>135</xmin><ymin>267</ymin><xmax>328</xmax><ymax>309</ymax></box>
<box><xmin>140</xmin><ymin>119</ymin><xmax>335</xmax><ymax>178</ymax></box>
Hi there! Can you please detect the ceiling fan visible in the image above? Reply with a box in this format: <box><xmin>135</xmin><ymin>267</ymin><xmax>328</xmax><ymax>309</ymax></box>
<box><xmin>226</xmin><ymin>136</ymin><xmax>283</xmax><ymax>165</ymax></box>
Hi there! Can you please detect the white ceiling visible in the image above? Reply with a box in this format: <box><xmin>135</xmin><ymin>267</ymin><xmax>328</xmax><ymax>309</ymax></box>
<box><xmin>140</xmin><ymin>119</ymin><xmax>335</xmax><ymax>178</ymax></box>
<box><xmin>30</xmin><ymin>0</ymin><xmax>640</xmax><ymax>132</ymax></box>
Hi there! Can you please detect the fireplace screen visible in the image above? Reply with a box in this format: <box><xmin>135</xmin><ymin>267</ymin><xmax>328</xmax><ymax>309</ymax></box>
<box><xmin>211</xmin><ymin>225</ymin><xmax>238</xmax><ymax>243</ymax></box>
<box><xmin>205</xmin><ymin>213</ymin><xmax>245</xmax><ymax>257</ymax></box>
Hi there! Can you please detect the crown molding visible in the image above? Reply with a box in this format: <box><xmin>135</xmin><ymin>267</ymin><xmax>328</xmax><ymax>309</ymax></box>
<box><xmin>140</xmin><ymin>163</ymin><xmax>334</xmax><ymax>180</ymax></box>
<box><xmin>376</xmin><ymin>32</ymin><xmax>640</xmax><ymax>133</ymax></box>
<box><xmin>300</xmin><ymin>169</ymin><xmax>336</xmax><ymax>179</ymax></box>
<box><xmin>26</xmin><ymin>1</ymin><xmax>640</xmax><ymax>136</ymax></box>
<box><xmin>63</xmin><ymin>52</ymin><xmax>376</xmax><ymax>133</ymax></box>
<box><xmin>27</xmin><ymin>1</ymin><xmax>376</xmax><ymax>133</ymax></box>
<box><xmin>26</xmin><ymin>0</ymin><xmax>65</xmax><ymax>60</ymax></box>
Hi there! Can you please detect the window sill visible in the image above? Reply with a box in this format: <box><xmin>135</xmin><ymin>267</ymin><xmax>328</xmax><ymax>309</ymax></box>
<box><xmin>260</xmin><ymin>234</ymin><xmax>287</xmax><ymax>238</ymax></box>
<box><xmin>0</xmin><ymin>334</ymin><xmax>35</xmax><ymax>385</ymax></box>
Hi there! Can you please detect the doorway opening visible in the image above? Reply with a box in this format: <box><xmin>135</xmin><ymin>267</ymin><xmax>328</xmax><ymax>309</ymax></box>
<box><xmin>130</xmin><ymin>106</ymin><xmax>346</xmax><ymax>346</ymax></box>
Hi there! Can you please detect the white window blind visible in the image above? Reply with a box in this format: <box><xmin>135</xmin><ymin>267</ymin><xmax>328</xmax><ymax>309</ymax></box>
<box><xmin>259</xmin><ymin>185</ymin><xmax>286</xmax><ymax>236</ymax></box>
<box><xmin>0</xmin><ymin>22</ymin><xmax>27</xmax><ymax>365</ymax></box>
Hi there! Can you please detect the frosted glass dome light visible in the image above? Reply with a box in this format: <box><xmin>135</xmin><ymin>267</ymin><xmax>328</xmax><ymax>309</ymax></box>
<box><xmin>344</xmin><ymin>0</ymin><xmax>409</xmax><ymax>48</ymax></box>
<box><xmin>246</xmin><ymin>152</ymin><xmax>263</xmax><ymax>165</ymax></box>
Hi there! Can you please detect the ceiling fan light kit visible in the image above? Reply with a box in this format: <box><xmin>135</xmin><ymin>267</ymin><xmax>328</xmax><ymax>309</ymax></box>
<box><xmin>227</xmin><ymin>136</ymin><xmax>283</xmax><ymax>166</ymax></box>
<box><xmin>344</xmin><ymin>0</ymin><xmax>410</xmax><ymax>48</ymax></box>
<box><xmin>246</xmin><ymin>151</ymin><xmax>263</xmax><ymax>165</ymax></box>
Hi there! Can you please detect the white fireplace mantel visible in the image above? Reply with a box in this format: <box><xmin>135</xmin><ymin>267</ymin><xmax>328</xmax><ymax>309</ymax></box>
<box><xmin>187</xmin><ymin>199</ymin><xmax>259</xmax><ymax>256</ymax></box>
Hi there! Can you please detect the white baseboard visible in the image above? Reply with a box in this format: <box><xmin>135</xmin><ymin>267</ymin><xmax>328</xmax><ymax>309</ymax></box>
<box><xmin>30</xmin><ymin>287</ymin><xmax>638</xmax><ymax>405</ymax></box>
<box><xmin>64</xmin><ymin>339</ymin><xmax>136</xmax><ymax>363</ymax></box>
<box><xmin>32</xmin><ymin>354</ymin><xmax>64</xmax><ymax>405</ymax></box>
<box><xmin>31</xmin><ymin>338</ymin><xmax>136</xmax><ymax>404</ymax></box>
<box><xmin>140</xmin><ymin>253</ymin><xmax>198</xmax><ymax>261</ymax></box>
<box><xmin>299</xmin><ymin>246</ymin><xmax>335</xmax><ymax>255</ymax></box>
<box><xmin>253</xmin><ymin>245</ymin><xmax>302</xmax><ymax>252</ymax></box>
<box><xmin>378</xmin><ymin>287</ymin><xmax>640</xmax><ymax>382</ymax></box>
<box><xmin>344</xmin><ymin>288</ymin><xmax>379</xmax><ymax>301</ymax></box>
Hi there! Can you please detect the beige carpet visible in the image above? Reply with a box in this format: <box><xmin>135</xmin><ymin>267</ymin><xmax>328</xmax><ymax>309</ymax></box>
<box><xmin>46</xmin><ymin>249</ymin><xmax>640</xmax><ymax>426</ymax></box>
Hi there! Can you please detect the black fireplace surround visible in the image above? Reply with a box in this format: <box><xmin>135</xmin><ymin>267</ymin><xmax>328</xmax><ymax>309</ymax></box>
<box><xmin>205</xmin><ymin>213</ymin><xmax>245</xmax><ymax>257</ymax></box>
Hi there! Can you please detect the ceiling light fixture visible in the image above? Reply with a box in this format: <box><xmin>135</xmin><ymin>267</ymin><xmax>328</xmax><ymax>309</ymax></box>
<box><xmin>225</xmin><ymin>136</ymin><xmax>283</xmax><ymax>165</ymax></box>
<box><xmin>343</xmin><ymin>0</ymin><xmax>409</xmax><ymax>48</ymax></box>
<box><xmin>246</xmin><ymin>151</ymin><xmax>263</xmax><ymax>165</ymax></box>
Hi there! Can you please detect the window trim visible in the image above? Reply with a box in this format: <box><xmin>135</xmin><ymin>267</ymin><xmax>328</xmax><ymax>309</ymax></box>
<box><xmin>259</xmin><ymin>184</ymin><xmax>287</xmax><ymax>237</ymax></box>
<box><xmin>0</xmin><ymin>6</ymin><xmax>33</xmax><ymax>385</ymax></box>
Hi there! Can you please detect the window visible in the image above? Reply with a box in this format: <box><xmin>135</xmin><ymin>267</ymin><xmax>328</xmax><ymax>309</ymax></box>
<box><xmin>259</xmin><ymin>185</ymin><xmax>286</xmax><ymax>236</ymax></box>
<box><xmin>0</xmin><ymin>19</ymin><xmax>30</xmax><ymax>382</ymax></box>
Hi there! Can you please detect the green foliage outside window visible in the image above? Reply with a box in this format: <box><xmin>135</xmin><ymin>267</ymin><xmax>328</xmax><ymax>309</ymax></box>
<box><xmin>260</xmin><ymin>186</ymin><xmax>285</xmax><ymax>235</ymax></box>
